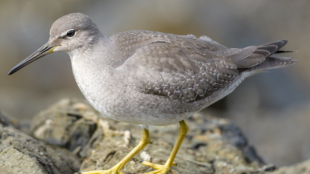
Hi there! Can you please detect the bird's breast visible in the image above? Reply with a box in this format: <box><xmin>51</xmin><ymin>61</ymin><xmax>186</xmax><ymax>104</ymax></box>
<box><xmin>70</xmin><ymin>56</ymin><xmax>115</xmax><ymax>117</ymax></box>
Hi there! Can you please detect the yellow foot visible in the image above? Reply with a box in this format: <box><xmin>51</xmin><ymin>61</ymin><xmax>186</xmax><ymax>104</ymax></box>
<box><xmin>142</xmin><ymin>161</ymin><xmax>176</xmax><ymax>174</ymax></box>
<box><xmin>79</xmin><ymin>169</ymin><xmax>122</xmax><ymax>174</ymax></box>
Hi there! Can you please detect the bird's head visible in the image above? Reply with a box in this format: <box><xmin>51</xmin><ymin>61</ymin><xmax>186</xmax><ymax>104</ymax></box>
<box><xmin>8</xmin><ymin>13</ymin><xmax>100</xmax><ymax>75</ymax></box>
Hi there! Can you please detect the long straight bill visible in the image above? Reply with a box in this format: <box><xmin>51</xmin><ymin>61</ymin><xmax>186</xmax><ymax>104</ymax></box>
<box><xmin>8</xmin><ymin>42</ymin><xmax>58</xmax><ymax>75</ymax></box>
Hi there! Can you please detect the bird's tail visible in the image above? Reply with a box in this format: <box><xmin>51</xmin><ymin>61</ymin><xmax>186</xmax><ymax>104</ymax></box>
<box><xmin>226</xmin><ymin>39</ymin><xmax>296</xmax><ymax>77</ymax></box>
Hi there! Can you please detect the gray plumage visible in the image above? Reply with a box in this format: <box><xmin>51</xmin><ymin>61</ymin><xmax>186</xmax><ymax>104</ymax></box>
<box><xmin>9</xmin><ymin>13</ymin><xmax>295</xmax><ymax>126</ymax></box>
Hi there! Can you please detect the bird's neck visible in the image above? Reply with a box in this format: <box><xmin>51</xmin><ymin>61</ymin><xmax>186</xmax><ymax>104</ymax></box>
<box><xmin>68</xmin><ymin>35</ymin><xmax>116</xmax><ymax>110</ymax></box>
<box><xmin>68</xmin><ymin>34</ymin><xmax>111</xmax><ymax>67</ymax></box>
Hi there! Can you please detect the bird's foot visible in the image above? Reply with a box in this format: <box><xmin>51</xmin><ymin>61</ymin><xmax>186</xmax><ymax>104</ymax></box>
<box><xmin>79</xmin><ymin>169</ymin><xmax>122</xmax><ymax>174</ymax></box>
<box><xmin>142</xmin><ymin>161</ymin><xmax>176</xmax><ymax>174</ymax></box>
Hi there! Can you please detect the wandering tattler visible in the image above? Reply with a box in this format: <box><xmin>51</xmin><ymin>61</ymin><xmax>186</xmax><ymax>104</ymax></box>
<box><xmin>8</xmin><ymin>13</ymin><xmax>295</xmax><ymax>174</ymax></box>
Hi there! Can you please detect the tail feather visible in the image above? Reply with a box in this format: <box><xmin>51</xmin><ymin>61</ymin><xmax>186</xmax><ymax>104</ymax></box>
<box><xmin>254</xmin><ymin>50</ymin><xmax>270</xmax><ymax>57</ymax></box>
<box><xmin>239</xmin><ymin>39</ymin><xmax>295</xmax><ymax>77</ymax></box>
<box><xmin>255</xmin><ymin>39</ymin><xmax>288</xmax><ymax>57</ymax></box>
<box><xmin>260</xmin><ymin>39</ymin><xmax>287</xmax><ymax>49</ymax></box>
<box><xmin>225</xmin><ymin>39</ymin><xmax>295</xmax><ymax>76</ymax></box>
<box><xmin>247</xmin><ymin>57</ymin><xmax>295</xmax><ymax>71</ymax></box>
<box><xmin>275</xmin><ymin>50</ymin><xmax>294</xmax><ymax>54</ymax></box>
<box><xmin>257</xmin><ymin>45</ymin><xmax>278</xmax><ymax>55</ymax></box>
<box><xmin>242</xmin><ymin>57</ymin><xmax>296</xmax><ymax>77</ymax></box>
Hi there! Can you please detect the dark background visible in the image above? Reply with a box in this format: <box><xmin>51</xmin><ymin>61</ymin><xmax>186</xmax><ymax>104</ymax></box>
<box><xmin>1</xmin><ymin>0</ymin><xmax>309</xmax><ymax>166</ymax></box>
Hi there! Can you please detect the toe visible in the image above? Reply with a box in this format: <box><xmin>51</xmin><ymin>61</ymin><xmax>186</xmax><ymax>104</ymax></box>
<box><xmin>141</xmin><ymin>161</ymin><xmax>157</xmax><ymax>168</ymax></box>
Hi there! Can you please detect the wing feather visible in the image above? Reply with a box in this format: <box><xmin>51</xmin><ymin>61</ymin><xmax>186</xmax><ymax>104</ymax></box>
<box><xmin>120</xmin><ymin>36</ymin><xmax>239</xmax><ymax>102</ymax></box>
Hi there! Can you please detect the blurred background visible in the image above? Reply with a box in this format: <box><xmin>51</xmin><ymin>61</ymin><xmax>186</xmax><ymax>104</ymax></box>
<box><xmin>0</xmin><ymin>0</ymin><xmax>309</xmax><ymax>167</ymax></box>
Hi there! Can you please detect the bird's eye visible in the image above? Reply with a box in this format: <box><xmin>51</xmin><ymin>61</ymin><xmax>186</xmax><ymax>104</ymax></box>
<box><xmin>66</xmin><ymin>29</ymin><xmax>76</xmax><ymax>37</ymax></box>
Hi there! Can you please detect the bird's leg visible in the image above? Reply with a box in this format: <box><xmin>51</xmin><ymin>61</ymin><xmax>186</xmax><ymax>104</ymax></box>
<box><xmin>80</xmin><ymin>128</ymin><xmax>151</xmax><ymax>174</ymax></box>
<box><xmin>142</xmin><ymin>120</ymin><xmax>189</xmax><ymax>174</ymax></box>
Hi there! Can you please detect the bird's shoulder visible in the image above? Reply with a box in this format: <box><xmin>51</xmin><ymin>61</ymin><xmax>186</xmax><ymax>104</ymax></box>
<box><xmin>109</xmin><ymin>30</ymin><xmax>228</xmax><ymax>57</ymax></box>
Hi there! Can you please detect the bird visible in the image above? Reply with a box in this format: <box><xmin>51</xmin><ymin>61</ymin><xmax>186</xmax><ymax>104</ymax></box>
<box><xmin>8</xmin><ymin>13</ymin><xmax>295</xmax><ymax>174</ymax></box>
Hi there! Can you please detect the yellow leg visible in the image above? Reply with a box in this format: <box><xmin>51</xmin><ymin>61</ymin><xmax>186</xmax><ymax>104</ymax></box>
<box><xmin>80</xmin><ymin>128</ymin><xmax>151</xmax><ymax>174</ymax></box>
<box><xmin>142</xmin><ymin>120</ymin><xmax>189</xmax><ymax>174</ymax></box>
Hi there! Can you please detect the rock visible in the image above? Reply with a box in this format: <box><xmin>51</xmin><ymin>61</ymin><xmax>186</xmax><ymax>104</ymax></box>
<box><xmin>0</xmin><ymin>110</ymin><xmax>31</xmax><ymax>134</ymax></box>
<box><xmin>0</xmin><ymin>115</ymin><xmax>81</xmax><ymax>174</ymax></box>
<box><xmin>267</xmin><ymin>158</ymin><xmax>310</xmax><ymax>174</ymax></box>
<box><xmin>79</xmin><ymin>115</ymin><xmax>272</xmax><ymax>174</ymax></box>
<box><xmin>0</xmin><ymin>111</ymin><xmax>21</xmax><ymax>129</ymax></box>
<box><xmin>30</xmin><ymin>98</ymin><xmax>273</xmax><ymax>174</ymax></box>
<box><xmin>5</xmin><ymin>98</ymin><xmax>310</xmax><ymax>174</ymax></box>
<box><xmin>30</xmin><ymin>98</ymin><xmax>98</xmax><ymax>157</ymax></box>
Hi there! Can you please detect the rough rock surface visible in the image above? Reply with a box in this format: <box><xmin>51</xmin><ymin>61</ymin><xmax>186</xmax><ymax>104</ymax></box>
<box><xmin>268</xmin><ymin>159</ymin><xmax>310</xmax><ymax>174</ymax></box>
<box><xmin>0</xmin><ymin>111</ymin><xmax>81</xmax><ymax>174</ymax></box>
<box><xmin>0</xmin><ymin>111</ymin><xmax>22</xmax><ymax>130</ymax></box>
<box><xmin>30</xmin><ymin>98</ymin><xmax>275</xmax><ymax>174</ymax></box>
<box><xmin>30</xmin><ymin>99</ymin><xmax>98</xmax><ymax>157</ymax></box>
<box><xmin>7</xmin><ymin>98</ymin><xmax>307</xmax><ymax>173</ymax></box>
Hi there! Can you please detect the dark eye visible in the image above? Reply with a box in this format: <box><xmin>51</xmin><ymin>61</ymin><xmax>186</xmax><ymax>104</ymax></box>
<box><xmin>66</xmin><ymin>29</ymin><xmax>76</xmax><ymax>37</ymax></box>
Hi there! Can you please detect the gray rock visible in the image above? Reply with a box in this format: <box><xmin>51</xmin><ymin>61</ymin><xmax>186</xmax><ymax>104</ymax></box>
<box><xmin>0</xmin><ymin>111</ymin><xmax>21</xmax><ymax>129</ymax></box>
<box><xmin>30</xmin><ymin>98</ymin><xmax>98</xmax><ymax>157</ymax></box>
<box><xmin>4</xmin><ymin>97</ymin><xmax>310</xmax><ymax>174</ymax></box>
<box><xmin>267</xmin><ymin>158</ymin><xmax>310</xmax><ymax>174</ymax></box>
<box><xmin>0</xmin><ymin>124</ymin><xmax>81</xmax><ymax>174</ymax></box>
<box><xmin>78</xmin><ymin>115</ymin><xmax>274</xmax><ymax>174</ymax></box>
<box><xmin>31</xmin><ymin>98</ymin><xmax>273</xmax><ymax>174</ymax></box>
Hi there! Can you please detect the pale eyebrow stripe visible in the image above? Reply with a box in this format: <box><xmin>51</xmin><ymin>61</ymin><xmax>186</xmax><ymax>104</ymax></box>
<box><xmin>60</xmin><ymin>32</ymin><xmax>67</xmax><ymax>37</ymax></box>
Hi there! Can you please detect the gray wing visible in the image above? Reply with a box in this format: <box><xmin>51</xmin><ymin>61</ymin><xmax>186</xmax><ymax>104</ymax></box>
<box><xmin>115</xmin><ymin>31</ymin><xmax>293</xmax><ymax>102</ymax></box>
<box><xmin>119</xmin><ymin>35</ymin><xmax>240</xmax><ymax>102</ymax></box>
